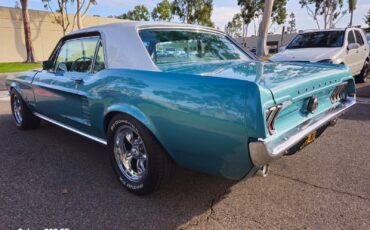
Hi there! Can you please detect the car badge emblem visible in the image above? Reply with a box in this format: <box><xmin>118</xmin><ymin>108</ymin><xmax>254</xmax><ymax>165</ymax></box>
<box><xmin>307</xmin><ymin>96</ymin><xmax>319</xmax><ymax>113</ymax></box>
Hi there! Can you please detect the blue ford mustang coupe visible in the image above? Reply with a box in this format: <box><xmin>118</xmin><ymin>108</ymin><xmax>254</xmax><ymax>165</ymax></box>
<box><xmin>6</xmin><ymin>22</ymin><xmax>356</xmax><ymax>195</ymax></box>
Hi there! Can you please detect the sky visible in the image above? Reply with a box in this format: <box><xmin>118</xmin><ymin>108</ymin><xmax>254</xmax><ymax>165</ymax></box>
<box><xmin>1</xmin><ymin>0</ymin><xmax>369</xmax><ymax>35</ymax></box>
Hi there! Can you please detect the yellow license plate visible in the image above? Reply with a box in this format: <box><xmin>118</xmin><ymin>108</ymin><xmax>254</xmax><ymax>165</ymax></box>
<box><xmin>299</xmin><ymin>131</ymin><xmax>317</xmax><ymax>150</ymax></box>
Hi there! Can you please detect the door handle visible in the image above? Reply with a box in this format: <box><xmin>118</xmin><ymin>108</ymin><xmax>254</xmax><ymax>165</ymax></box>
<box><xmin>72</xmin><ymin>77</ymin><xmax>83</xmax><ymax>84</ymax></box>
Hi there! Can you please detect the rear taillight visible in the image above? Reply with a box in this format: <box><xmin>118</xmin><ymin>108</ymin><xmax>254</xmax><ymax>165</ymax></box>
<box><xmin>266</xmin><ymin>104</ymin><xmax>282</xmax><ymax>135</ymax></box>
<box><xmin>331</xmin><ymin>82</ymin><xmax>348</xmax><ymax>103</ymax></box>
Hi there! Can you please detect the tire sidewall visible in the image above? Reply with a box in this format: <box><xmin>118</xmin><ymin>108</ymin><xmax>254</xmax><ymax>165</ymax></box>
<box><xmin>108</xmin><ymin>116</ymin><xmax>156</xmax><ymax>194</ymax></box>
<box><xmin>10</xmin><ymin>90</ymin><xmax>25</xmax><ymax>128</ymax></box>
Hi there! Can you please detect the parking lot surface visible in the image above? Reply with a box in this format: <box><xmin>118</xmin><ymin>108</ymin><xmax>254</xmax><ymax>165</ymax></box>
<box><xmin>0</xmin><ymin>84</ymin><xmax>369</xmax><ymax>229</ymax></box>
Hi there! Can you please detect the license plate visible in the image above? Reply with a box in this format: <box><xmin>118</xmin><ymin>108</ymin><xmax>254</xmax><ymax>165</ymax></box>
<box><xmin>299</xmin><ymin>131</ymin><xmax>317</xmax><ymax>150</ymax></box>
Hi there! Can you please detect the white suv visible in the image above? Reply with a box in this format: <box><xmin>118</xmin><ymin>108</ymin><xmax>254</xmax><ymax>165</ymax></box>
<box><xmin>270</xmin><ymin>28</ymin><xmax>369</xmax><ymax>83</ymax></box>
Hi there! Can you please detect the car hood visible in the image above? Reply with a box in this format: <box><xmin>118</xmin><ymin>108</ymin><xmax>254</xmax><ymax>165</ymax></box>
<box><xmin>159</xmin><ymin>60</ymin><xmax>351</xmax><ymax>97</ymax></box>
<box><xmin>269</xmin><ymin>47</ymin><xmax>342</xmax><ymax>62</ymax></box>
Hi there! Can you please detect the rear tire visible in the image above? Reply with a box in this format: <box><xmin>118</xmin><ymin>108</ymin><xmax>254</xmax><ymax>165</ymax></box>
<box><xmin>355</xmin><ymin>60</ymin><xmax>369</xmax><ymax>83</ymax></box>
<box><xmin>10</xmin><ymin>89</ymin><xmax>40</xmax><ymax>130</ymax></box>
<box><xmin>107</xmin><ymin>114</ymin><xmax>171</xmax><ymax>195</ymax></box>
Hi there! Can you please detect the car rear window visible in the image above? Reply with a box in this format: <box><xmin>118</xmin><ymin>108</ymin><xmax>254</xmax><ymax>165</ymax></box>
<box><xmin>138</xmin><ymin>29</ymin><xmax>251</xmax><ymax>66</ymax></box>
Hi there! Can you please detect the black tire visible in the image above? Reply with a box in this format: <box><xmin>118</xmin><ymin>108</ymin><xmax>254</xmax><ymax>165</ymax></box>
<box><xmin>355</xmin><ymin>60</ymin><xmax>369</xmax><ymax>83</ymax></box>
<box><xmin>107</xmin><ymin>114</ymin><xmax>171</xmax><ymax>195</ymax></box>
<box><xmin>10</xmin><ymin>89</ymin><xmax>40</xmax><ymax>130</ymax></box>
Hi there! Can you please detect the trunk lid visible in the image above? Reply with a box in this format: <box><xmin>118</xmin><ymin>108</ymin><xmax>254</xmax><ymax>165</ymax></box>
<box><xmin>160</xmin><ymin>60</ymin><xmax>355</xmax><ymax>136</ymax></box>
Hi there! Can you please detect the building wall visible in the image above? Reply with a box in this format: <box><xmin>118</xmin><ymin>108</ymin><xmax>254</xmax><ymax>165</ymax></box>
<box><xmin>0</xmin><ymin>7</ymin><xmax>123</xmax><ymax>63</ymax></box>
<box><xmin>235</xmin><ymin>33</ymin><xmax>297</xmax><ymax>52</ymax></box>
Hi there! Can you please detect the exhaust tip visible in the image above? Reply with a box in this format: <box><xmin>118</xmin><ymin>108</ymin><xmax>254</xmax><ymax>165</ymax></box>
<box><xmin>257</xmin><ymin>164</ymin><xmax>270</xmax><ymax>177</ymax></box>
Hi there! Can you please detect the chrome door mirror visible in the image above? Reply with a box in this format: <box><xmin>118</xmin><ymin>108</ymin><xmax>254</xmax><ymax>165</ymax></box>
<box><xmin>279</xmin><ymin>46</ymin><xmax>286</xmax><ymax>52</ymax></box>
<box><xmin>347</xmin><ymin>43</ymin><xmax>360</xmax><ymax>50</ymax></box>
<box><xmin>42</xmin><ymin>60</ymin><xmax>53</xmax><ymax>70</ymax></box>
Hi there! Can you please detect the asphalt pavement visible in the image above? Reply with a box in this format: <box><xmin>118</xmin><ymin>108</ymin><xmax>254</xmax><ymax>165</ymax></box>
<box><xmin>0</xmin><ymin>82</ymin><xmax>369</xmax><ymax>229</ymax></box>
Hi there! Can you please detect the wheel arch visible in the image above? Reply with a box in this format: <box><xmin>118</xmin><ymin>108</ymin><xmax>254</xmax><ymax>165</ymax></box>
<box><xmin>104</xmin><ymin>104</ymin><xmax>157</xmax><ymax>134</ymax></box>
<box><xmin>104</xmin><ymin>104</ymin><xmax>168</xmax><ymax>145</ymax></box>
<box><xmin>103</xmin><ymin>105</ymin><xmax>175</xmax><ymax>161</ymax></box>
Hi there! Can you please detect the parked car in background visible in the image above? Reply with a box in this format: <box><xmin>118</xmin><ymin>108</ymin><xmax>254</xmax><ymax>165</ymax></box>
<box><xmin>270</xmin><ymin>28</ymin><xmax>369</xmax><ymax>83</ymax></box>
<box><xmin>6</xmin><ymin>22</ymin><xmax>356</xmax><ymax>195</ymax></box>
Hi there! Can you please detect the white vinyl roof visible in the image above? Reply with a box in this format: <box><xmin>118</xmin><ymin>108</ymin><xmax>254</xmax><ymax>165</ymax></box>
<box><xmin>68</xmin><ymin>21</ymin><xmax>226</xmax><ymax>71</ymax></box>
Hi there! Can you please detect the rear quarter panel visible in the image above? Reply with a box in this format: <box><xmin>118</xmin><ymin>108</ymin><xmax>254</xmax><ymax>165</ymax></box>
<box><xmin>82</xmin><ymin>69</ymin><xmax>268</xmax><ymax>179</ymax></box>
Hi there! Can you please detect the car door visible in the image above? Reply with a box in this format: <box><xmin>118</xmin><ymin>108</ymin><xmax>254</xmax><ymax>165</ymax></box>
<box><xmin>345</xmin><ymin>30</ymin><xmax>362</xmax><ymax>75</ymax></box>
<box><xmin>354</xmin><ymin>29</ymin><xmax>368</xmax><ymax>68</ymax></box>
<box><xmin>32</xmin><ymin>36</ymin><xmax>100</xmax><ymax>129</ymax></box>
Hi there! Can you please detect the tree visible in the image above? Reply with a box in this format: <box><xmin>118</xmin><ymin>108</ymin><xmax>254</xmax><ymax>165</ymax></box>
<box><xmin>271</xmin><ymin>0</ymin><xmax>287</xmax><ymax>25</ymax></box>
<box><xmin>299</xmin><ymin>0</ymin><xmax>347</xmax><ymax>29</ymax></box>
<box><xmin>75</xmin><ymin>0</ymin><xmax>97</xmax><ymax>29</ymax></box>
<box><xmin>287</xmin><ymin>12</ymin><xmax>296</xmax><ymax>33</ymax></box>
<box><xmin>364</xmin><ymin>10</ymin><xmax>370</xmax><ymax>27</ymax></box>
<box><xmin>256</xmin><ymin>0</ymin><xmax>274</xmax><ymax>57</ymax></box>
<box><xmin>348</xmin><ymin>0</ymin><xmax>356</xmax><ymax>26</ymax></box>
<box><xmin>237</xmin><ymin>0</ymin><xmax>287</xmax><ymax>39</ymax></box>
<box><xmin>172</xmin><ymin>0</ymin><xmax>214</xmax><ymax>27</ymax></box>
<box><xmin>237</xmin><ymin>0</ymin><xmax>259</xmax><ymax>39</ymax></box>
<box><xmin>42</xmin><ymin>0</ymin><xmax>71</xmax><ymax>35</ymax></box>
<box><xmin>20</xmin><ymin>0</ymin><xmax>36</xmax><ymax>62</ymax></box>
<box><xmin>118</xmin><ymin>5</ymin><xmax>150</xmax><ymax>21</ymax></box>
<box><xmin>151</xmin><ymin>0</ymin><xmax>173</xmax><ymax>21</ymax></box>
<box><xmin>225</xmin><ymin>13</ymin><xmax>243</xmax><ymax>38</ymax></box>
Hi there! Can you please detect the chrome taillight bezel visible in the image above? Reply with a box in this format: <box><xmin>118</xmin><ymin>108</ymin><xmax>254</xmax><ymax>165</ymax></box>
<box><xmin>330</xmin><ymin>82</ymin><xmax>348</xmax><ymax>103</ymax></box>
<box><xmin>266</xmin><ymin>104</ymin><xmax>283</xmax><ymax>135</ymax></box>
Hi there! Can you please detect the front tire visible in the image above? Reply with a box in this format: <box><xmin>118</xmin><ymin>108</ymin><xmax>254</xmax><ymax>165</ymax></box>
<box><xmin>356</xmin><ymin>60</ymin><xmax>369</xmax><ymax>83</ymax></box>
<box><xmin>107</xmin><ymin>114</ymin><xmax>171</xmax><ymax>195</ymax></box>
<box><xmin>10</xmin><ymin>89</ymin><xmax>40</xmax><ymax>130</ymax></box>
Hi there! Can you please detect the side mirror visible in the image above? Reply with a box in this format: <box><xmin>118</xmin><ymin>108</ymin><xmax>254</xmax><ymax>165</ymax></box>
<box><xmin>42</xmin><ymin>60</ymin><xmax>53</xmax><ymax>70</ymax></box>
<box><xmin>56</xmin><ymin>63</ymin><xmax>68</xmax><ymax>72</ymax></box>
<box><xmin>347</xmin><ymin>43</ymin><xmax>360</xmax><ymax>50</ymax></box>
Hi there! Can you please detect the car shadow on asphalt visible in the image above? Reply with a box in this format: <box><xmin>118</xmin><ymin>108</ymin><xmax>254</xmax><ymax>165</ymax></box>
<box><xmin>340</xmin><ymin>103</ymin><xmax>370</xmax><ymax>122</ymax></box>
<box><xmin>0</xmin><ymin>112</ymin><xmax>236</xmax><ymax>229</ymax></box>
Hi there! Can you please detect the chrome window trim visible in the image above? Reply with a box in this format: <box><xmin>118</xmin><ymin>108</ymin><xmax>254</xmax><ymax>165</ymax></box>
<box><xmin>33</xmin><ymin>112</ymin><xmax>107</xmax><ymax>145</ymax></box>
<box><xmin>52</xmin><ymin>36</ymin><xmax>101</xmax><ymax>73</ymax></box>
<box><xmin>137</xmin><ymin>27</ymin><xmax>255</xmax><ymax>64</ymax></box>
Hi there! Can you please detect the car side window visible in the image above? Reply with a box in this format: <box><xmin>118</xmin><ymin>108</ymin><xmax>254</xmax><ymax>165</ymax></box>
<box><xmin>347</xmin><ymin>31</ymin><xmax>356</xmax><ymax>45</ymax></box>
<box><xmin>93</xmin><ymin>42</ymin><xmax>105</xmax><ymax>73</ymax></box>
<box><xmin>354</xmin><ymin>30</ymin><xmax>364</xmax><ymax>46</ymax></box>
<box><xmin>55</xmin><ymin>37</ymin><xmax>99</xmax><ymax>73</ymax></box>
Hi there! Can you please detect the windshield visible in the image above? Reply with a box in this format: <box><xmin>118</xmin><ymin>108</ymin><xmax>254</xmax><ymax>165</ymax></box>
<box><xmin>139</xmin><ymin>29</ymin><xmax>251</xmax><ymax>66</ymax></box>
<box><xmin>287</xmin><ymin>31</ymin><xmax>345</xmax><ymax>49</ymax></box>
<box><xmin>367</xmin><ymin>34</ymin><xmax>370</xmax><ymax>41</ymax></box>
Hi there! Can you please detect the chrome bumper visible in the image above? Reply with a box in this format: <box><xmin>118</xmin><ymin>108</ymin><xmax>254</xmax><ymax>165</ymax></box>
<box><xmin>249</xmin><ymin>96</ymin><xmax>356</xmax><ymax>168</ymax></box>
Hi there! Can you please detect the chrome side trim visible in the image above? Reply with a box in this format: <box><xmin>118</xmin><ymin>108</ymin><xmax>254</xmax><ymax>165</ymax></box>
<box><xmin>33</xmin><ymin>112</ymin><xmax>107</xmax><ymax>145</ymax></box>
<box><xmin>249</xmin><ymin>96</ymin><xmax>356</xmax><ymax>167</ymax></box>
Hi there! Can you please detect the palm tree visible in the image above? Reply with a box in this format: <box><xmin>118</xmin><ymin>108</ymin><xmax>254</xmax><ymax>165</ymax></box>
<box><xmin>348</xmin><ymin>0</ymin><xmax>356</xmax><ymax>26</ymax></box>
<box><xmin>20</xmin><ymin>0</ymin><xmax>36</xmax><ymax>62</ymax></box>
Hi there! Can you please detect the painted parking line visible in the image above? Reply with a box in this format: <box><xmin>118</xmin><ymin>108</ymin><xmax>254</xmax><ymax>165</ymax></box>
<box><xmin>356</xmin><ymin>97</ymin><xmax>370</xmax><ymax>105</ymax></box>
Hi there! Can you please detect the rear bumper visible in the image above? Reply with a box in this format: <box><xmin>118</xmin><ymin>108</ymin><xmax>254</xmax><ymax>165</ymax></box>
<box><xmin>249</xmin><ymin>96</ymin><xmax>356</xmax><ymax>168</ymax></box>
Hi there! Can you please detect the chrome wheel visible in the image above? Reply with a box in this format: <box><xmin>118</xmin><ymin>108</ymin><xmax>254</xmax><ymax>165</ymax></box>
<box><xmin>114</xmin><ymin>125</ymin><xmax>148</xmax><ymax>182</ymax></box>
<box><xmin>12</xmin><ymin>94</ymin><xmax>23</xmax><ymax>125</ymax></box>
